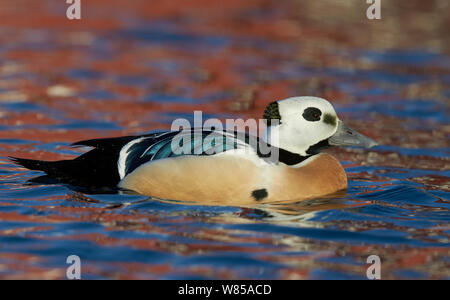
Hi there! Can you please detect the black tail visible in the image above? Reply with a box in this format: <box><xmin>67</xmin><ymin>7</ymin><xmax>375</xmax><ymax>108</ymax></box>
<box><xmin>10</xmin><ymin>157</ymin><xmax>55</xmax><ymax>173</ymax></box>
<box><xmin>10</xmin><ymin>152</ymin><xmax>120</xmax><ymax>193</ymax></box>
<box><xmin>9</xmin><ymin>157</ymin><xmax>60</xmax><ymax>186</ymax></box>
<box><xmin>10</xmin><ymin>135</ymin><xmax>142</xmax><ymax>193</ymax></box>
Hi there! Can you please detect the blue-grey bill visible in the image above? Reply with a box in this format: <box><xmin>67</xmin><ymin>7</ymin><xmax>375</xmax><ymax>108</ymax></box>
<box><xmin>328</xmin><ymin>120</ymin><xmax>378</xmax><ymax>148</ymax></box>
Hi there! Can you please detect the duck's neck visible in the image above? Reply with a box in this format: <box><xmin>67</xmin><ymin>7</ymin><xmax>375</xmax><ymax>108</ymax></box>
<box><xmin>277</xmin><ymin>148</ymin><xmax>312</xmax><ymax>165</ymax></box>
<box><xmin>260</xmin><ymin>127</ymin><xmax>312</xmax><ymax>166</ymax></box>
<box><xmin>261</xmin><ymin>126</ymin><xmax>330</xmax><ymax>166</ymax></box>
<box><xmin>263</xmin><ymin>125</ymin><xmax>309</xmax><ymax>155</ymax></box>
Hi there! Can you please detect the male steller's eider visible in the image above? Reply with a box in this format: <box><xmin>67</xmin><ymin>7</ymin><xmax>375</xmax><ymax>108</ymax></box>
<box><xmin>11</xmin><ymin>96</ymin><xmax>377</xmax><ymax>204</ymax></box>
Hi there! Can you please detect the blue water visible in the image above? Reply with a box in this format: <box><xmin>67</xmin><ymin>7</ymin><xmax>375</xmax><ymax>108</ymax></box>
<box><xmin>0</xmin><ymin>1</ymin><xmax>449</xmax><ymax>280</ymax></box>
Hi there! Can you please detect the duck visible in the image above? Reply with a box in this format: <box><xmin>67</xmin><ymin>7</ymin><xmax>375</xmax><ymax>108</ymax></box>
<box><xmin>11</xmin><ymin>96</ymin><xmax>377</xmax><ymax>205</ymax></box>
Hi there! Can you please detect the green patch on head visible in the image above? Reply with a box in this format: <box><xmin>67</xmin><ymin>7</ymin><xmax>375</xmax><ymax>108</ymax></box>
<box><xmin>323</xmin><ymin>113</ymin><xmax>337</xmax><ymax>126</ymax></box>
<box><xmin>263</xmin><ymin>101</ymin><xmax>281</xmax><ymax>126</ymax></box>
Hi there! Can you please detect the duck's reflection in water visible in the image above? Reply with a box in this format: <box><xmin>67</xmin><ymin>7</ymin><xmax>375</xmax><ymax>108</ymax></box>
<box><xmin>132</xmin><ymin>190</ymin><xmax>360</xmax><ymax>224</ymax></box>
<box><xmin>63</xmin><ymin>184</ymin><xmax>371</xmax><ymax>228</ymax></box>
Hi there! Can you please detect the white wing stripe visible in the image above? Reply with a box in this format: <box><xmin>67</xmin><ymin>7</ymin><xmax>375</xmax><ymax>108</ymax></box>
<box><xmin>117</xmin><ymin>137</ymin><xmax>147</xmax><ymax>179</ymax></box>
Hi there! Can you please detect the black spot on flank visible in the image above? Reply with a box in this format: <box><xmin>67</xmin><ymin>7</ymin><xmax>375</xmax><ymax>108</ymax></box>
<box><xmin>252</xmin><ymin>189</ymin><xmax>268</xmax><ymax>201</ymax></box>
<box><xmin>302</xmin><ymin>107</ymin><xmax>322</xmax><ymax>122</ymax></box>
<box><xmin>263</xmin><ymin>101</ymin><xmax>281</xmax><ymax>126</ymax></box>
<box><xmin>323</xmin><ymin>113</ymin><xmax>337</xmax><ymax>126</ymax></box>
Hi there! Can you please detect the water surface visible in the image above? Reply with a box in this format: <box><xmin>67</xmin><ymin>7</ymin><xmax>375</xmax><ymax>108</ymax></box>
<box><xmin>0</xmin><ymin>0</ymin><xmax>448</xmax><ymax>279</ymax></box>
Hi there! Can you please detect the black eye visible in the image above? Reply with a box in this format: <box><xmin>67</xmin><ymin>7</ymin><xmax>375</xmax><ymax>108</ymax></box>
<box><xmin>302</xmin><ymin>107</ymin><xmax>322</xmax><ymax>122</ymax></box>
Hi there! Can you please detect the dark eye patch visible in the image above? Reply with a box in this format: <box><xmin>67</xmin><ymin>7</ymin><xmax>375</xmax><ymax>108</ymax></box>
<box><xmin>302</xmin><ymin>107</ymin><xmax>322</xmax><ymax>122</ymax></box>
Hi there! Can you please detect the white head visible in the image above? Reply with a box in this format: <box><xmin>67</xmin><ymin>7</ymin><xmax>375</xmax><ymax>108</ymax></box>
<box><xmin>263</xmin><ymin>96</ymin><xmax>377</xmax><ymax>156</ymax></box>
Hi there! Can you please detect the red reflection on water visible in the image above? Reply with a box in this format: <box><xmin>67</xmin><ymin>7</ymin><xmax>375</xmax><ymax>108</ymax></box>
<box><xmin>0</xmin><ymin>0</ymin><xmax>448</xmax><ymax>279</ymax></box>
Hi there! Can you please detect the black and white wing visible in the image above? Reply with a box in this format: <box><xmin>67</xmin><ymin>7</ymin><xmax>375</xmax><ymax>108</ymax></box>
<box><xmin>117</xmin><ymin>129</ymin><xmax>254</xmax><ymax>179</ymax></box>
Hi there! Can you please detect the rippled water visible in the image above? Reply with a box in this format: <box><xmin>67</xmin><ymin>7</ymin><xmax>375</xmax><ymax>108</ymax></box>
<box><xmin>0</xmin><ymin>0</ymin><xmax>449</xmax><ymax>279</ymax></box>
